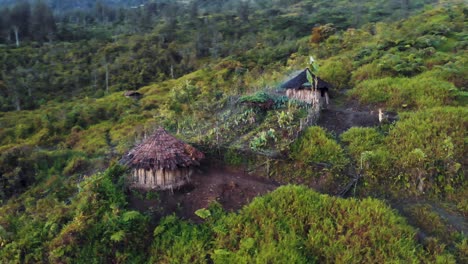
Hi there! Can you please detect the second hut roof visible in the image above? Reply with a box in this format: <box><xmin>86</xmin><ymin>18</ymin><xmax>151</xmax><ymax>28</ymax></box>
<box><xmin>281</xmin><ymin>68</ymin><xmax>331</xmax><ymax>90</ymax></box>
<box><xmin>124</xmin><ymin>127</ymin><xmax>204</xmax><ymax>170</ymax></box>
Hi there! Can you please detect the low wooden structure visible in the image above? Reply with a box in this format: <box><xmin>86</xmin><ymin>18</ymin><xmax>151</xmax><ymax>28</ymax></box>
<box><xmin>281</xmin><ymin>68</ymin><xmax>331</xmax><ymax>107</ymax></box>
<box><xmin>122</xmin><ymin>127</ymin><xmax>204</xmax><ymax>190</ymax></box>
<box><xmin>124</xmin><ymin>90</ymin><xmax>143</xmax><ymax>100</ymax></box>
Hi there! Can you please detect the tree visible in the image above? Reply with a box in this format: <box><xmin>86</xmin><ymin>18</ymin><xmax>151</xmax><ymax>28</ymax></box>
<box><xmin>95</xmin><ymin>0</ymin><xmax>106</xmax><ymax>23</ymax></box>
<box><xmin>10</xmin><ymin>0</ymin><xmax>31</xmax><ymax>47</ymax></box>
<box><xmin>237</xmin><ymin>1</ymin><xmax>250</xmax><ymax>22</ymax></box>
<box><xmin>401</xmin><ymin>0</ymin><xmax>410</xmax><ymax>17</ymax></box>
<box><xmin>2</xmin><ymin>71</ymin><xmax>22</xmax><ymax>111</ymax></box>
<box><xmin>189</xmin><ymin>1</ymin><xmax>199</xmax><ymax>20</ymax></box>
<box><xmin>31</xmin><ymin>0</ymin><xmax>57</xmax><ymax>43</ymax></box>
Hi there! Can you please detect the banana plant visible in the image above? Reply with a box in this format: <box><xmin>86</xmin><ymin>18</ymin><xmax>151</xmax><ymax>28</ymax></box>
<box><xmin>307</xmin><ymin>55</ymin><xmax>319</xmax><ymax>90</ymax></box>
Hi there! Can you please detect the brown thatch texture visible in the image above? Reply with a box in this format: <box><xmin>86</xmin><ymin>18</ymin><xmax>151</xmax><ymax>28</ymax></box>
<box><xmin>124</xmin><ymin>90</ymin><xmax>142</xmax><ymax>97</ymax></box>
<box><xmin>286</xmin><ymin>88</ymin><xmax>324</xmax><ymax>105</ymax></box>
<box><xmin>124</xmin><ymin>128</ymin><xmax>204</xmax><ymax>170</ymax></box>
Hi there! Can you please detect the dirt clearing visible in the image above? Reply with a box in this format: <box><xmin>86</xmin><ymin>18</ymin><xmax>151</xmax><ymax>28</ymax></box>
<box><xmin>128</xmin><ymin>164</ymin><xmax>280</xmax><ymax>222</ymax></box>
<box><xmin>317</xmin><ymin>99</ymin><xmax>380</xmax><ymax>135</ymax></box>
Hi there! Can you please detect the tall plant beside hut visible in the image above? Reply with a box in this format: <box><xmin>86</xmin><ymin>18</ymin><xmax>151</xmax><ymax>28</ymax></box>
<box><xmin>307</xmin><ymin>56</ymin><xmax>321</xmax><ymax>109</ymax></box>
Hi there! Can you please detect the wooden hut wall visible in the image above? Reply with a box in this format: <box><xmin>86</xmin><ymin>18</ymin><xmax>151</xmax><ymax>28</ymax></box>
<box><xmin>131</xmin><ymin>167</ymin><xmax>193</xmax><ymax>190</ymax></box>
<box><xmin>286</xmin><ymin>89</ymin><xmax>324</xmax><ymax>106</ymax></box>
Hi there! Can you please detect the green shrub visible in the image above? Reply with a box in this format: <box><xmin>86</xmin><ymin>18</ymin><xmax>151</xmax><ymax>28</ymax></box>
<box><xmin>386</xmin><ymin>107</ymin><xmax>467</xmax><ymax>195</ymax></box>
<box><xmin>455</xmin><ymin>238</ymin><xmax>468</xmax><ymax>264</ymax></box>
<box><xmin>150</xmin><ymin>215</ymin><xmax>212</xmax><ymax>264</ymax></box>
<box><xmin>146</xmin><ymin>186</ymin><xmax>456</xmax><ymax>263</ymax></box>
<box><xmin>319</xmin><ymin>58</ymin><xmax>352</xmax><ymax>89</ymax></box>
<box><xmin>350</xmin><ymin>63</ymin><xmax>392</xmax><ymax>84</ymax></box>
<box><xmin>419</xmin><ymin>59</ymin><xmax>468</xmax><ymax>89</ymax></box>
<box><xmin>48</xmin><ymin>165</ymin><xmax>148</xmax><ymax>263</ymax></box>
<box><xmin>350</xmin><ymin>76</ymin><xmax>456</xmax><ymax>110</ymax></box>
<box><xmin>249</xmin><ymin>129</ymin><xmax>277</xmax><ymax>151</ymax></box>
<box><xmin>224</xmin><ymin>148</ymin><xmax>244</xmax><ymax>166</ymax></box>
<box><xmin>291</xmin><ymin>127</ymin><xmax>348</xmax><ymax>169</ymax></box>
<box><xmin>403</xmin><ymin>204</ymin><xmax>454</xmax><ymax>243</ymax></box>
<box><xmin>63</xmin><ymin>156</ymin><xmax>89</xmax><ymax>176</ymax></box>
<box><xmin>210</xmin><ymin>185</ymin><xmax>454</xmax><ymax>263</ymax></box>
<box><xmin>340</xmin><ymin>127</ymin><xmax>384</xmax><ymax>161</ymax></box>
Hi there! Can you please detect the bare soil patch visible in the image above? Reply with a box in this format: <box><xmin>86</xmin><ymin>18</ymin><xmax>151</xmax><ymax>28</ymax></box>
<box><xmin>128</xmin><ymin>164</ymin><xmax>280</xmax><ymax>222</ymax></box>
<box><xmin>317</xmin><ymin>98</ymin><xmax>380</xmax><ymax>135</ymax></box>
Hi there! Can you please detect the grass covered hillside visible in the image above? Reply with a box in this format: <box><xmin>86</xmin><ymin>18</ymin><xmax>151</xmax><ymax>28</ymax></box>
<box><xmin>0</xmin><ymin>0</ymin><xmax>467</xmax><ymax>263</ymax></box>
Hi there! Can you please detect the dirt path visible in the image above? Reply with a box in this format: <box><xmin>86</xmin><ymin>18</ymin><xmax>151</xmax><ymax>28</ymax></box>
<box><xmin>317</xmin><ymin>98</ymin><xmax>380</xmax><ymax>135</ymax></box>
<box><xmin>428</xmin><ymin>202</ymin><xmax>468</xmax><ymax>234</ymax></box>
<box><xmin>390</xmin><ymin>198</ymin><xmax>468</xmax><ymax>241</ymax></box>
<box><xmin>128</xmin><ymin>165</ymin><xmax>280</xmax><ymax>222</ymax></box>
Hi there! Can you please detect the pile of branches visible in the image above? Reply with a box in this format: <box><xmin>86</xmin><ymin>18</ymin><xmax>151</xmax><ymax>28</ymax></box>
<box><xmin>239</xmin><ymin>91</ymin><xmax>288</xmax><ymax>110</ymax></box>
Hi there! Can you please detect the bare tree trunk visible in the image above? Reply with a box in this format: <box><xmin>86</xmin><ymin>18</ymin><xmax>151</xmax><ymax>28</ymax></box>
<box><xmin>353</xmin><ymin>1</ymin><xmax>364</xmax><ymax>26</ymax></box>
<box><xmin>93</xmin><ymin>69</ymin><xmax>97</xmax><ymax>90</ymax></box>
<box><xmin>47</xmin><ymin>32</ymin><xmax>54</xmax><ymax>44</ymax></box>
<box><xmin>401</xmin><ymin>0</ymin><xmax>409</xmax><ymax>17</ymax></box>
<box><xmin>13</xmin><ymin>26</ymin><xmax>19</xmax><ymax>47</ymax></box>
<box><xmin>14</xmin><ymin>92</ymin><xmax>21</xmax><ymax>111</ymax></box>
<box><xmin>105</xmin><ymin>63</ymin><xmax>109</xmax><ymax>93</ymax></box>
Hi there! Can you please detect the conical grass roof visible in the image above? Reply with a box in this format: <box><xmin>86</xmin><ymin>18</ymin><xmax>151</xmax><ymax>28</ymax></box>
<box><xmin>123</xmin><ymin>128</ymin><xmax>204</xmax><ymax>170</ymax></box>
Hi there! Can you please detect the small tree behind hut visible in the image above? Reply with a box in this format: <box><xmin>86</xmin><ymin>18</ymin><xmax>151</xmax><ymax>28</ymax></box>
<box><xmin>123</xmin><ymin>127</ymin><xmax>204</xmax><ymax>190</ymax></box>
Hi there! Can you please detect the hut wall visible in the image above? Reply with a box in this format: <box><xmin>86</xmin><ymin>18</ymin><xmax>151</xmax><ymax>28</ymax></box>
<box><xmin>286</xmin><ymin>89</ymin><xmax>321</xmax><ymax>106</ymax></box>
<box><xmin>286</xmin><ymin>89</ymin><xmax>329</xmax><ymax>107</ymax></box>
<box><xmin>131</xmin><ymin>167</ymin><xmax>192</xmax><ymax>190</ymax></box>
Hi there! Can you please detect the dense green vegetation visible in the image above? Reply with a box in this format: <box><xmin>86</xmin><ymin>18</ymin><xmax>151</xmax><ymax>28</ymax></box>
<box><xmin>151</xmin><ymin>185</ymin><xmax>455</xmax><ymax>263</ymax></box>
<box><xmin>0</xmin><ymin>0</ymin><xmax>466</xmax><ymax>263</ymax></box>
<box><xmin>0</xmin><ymin>168</ymin><xmax>457</xmax><ymax>262</ymax></box>
<box><xmin>0</xmin><ymin>0</ymin><xmax>441</xmax><ymax>111</ymax></box>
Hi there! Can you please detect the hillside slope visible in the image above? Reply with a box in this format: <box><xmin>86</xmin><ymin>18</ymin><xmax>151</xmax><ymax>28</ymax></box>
<box><xmin>0</xmin><ymin>2</ymin><xmax>467</xmax><ymax>263</ymax></box>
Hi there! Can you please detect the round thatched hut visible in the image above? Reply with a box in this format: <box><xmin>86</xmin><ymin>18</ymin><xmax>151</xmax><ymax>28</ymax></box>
<box><xmin>123</xmin><ymin>127</ymin><xmax>204</xmax><ymax>190</ymax></box>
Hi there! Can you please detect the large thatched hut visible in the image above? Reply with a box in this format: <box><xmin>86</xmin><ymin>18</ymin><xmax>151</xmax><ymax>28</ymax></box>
<box><xmin>281</xmin><ymin>68</ymin><xmax>331</xmax><ymax>106</ymax></box>
<box><xmin>123</xmin><ymin>128</ymin><xmax>204</xmax><ymax>190</ymax></box>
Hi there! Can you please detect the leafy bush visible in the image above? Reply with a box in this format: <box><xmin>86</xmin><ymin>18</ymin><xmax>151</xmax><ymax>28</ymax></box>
<box><xmin>319</xmin><ymin>58</ymin><xmax>352</xmax><ymax>89</ymax></box>
<box><xmin>340</xmin><ymin>127</ymin><xmax>385</xmax><ymax>161</ymax></box>
<box><xmin>48</xmin><ymin>165</ymin><xmax>148</xmax><ymax>263</ymax></box>
<box><xmin>146</xmin><ymin>186</ymin><xmax>456</xmax><ymax>263</ymax></box>
<box><xmin>63</xmin><ymin>156</ymin><xmax>89</xmax><ymax>176</ymax></box>
<box><xmin>351</xmin><ymin>62</ymin><xmax>393</xmax><ymax>84</ymax></box>
<box><xmin>224</xmin><ymin>148</ymin><xmax>244</xmax><ymax>166</ymax></box>
<box><xmin>386</xmin><ymin>107</ymin><xmax>467</xmax><ymax>195</ymax></box>
<box><xmin>403</xmin><ymin>204</ymin><xmax>456</xmax><ymax>243</ymax></box>
<box><xmin>210</xmin><ymin>185</ymin><xmax>454</xmax><ymax>263</ymax></box>
<box><xmin>249</xmin><ymin>129</ymin><xmax>277</xmax><ymax>151</ymax></box>
<box><xmin>239</xmin><ymin>91</ymin><xmax>272</xmax><ymax>104</ymax></box>
<box><xmin>291</xmin><ymin>127</ymin><xmax>348</xmax><ymax>169</ymax></box>
<box><xmin>350</xmin><ymin>75</ymin><xmax>457</xmax><ymax>110</ymax></box>
<box><xmin>240</xmin><ymin>91</ymin><xmax>290</xmax><ymax>110</ymax></box>
<box><xmin>150</xmin><ymin>215</ymin><xmax>212</xmax><ymax>264</ymax></box>
<box><xmin>379</xmin><ymin>52</ymin><xmax>427</xmax><ymax>76</ymax></box>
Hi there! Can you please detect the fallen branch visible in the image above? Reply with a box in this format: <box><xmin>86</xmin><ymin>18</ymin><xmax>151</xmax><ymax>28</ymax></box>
<box><xmin>337</xmin><ymin>173</ymin><xmax>362</xmax><ymax>197</ymax></box>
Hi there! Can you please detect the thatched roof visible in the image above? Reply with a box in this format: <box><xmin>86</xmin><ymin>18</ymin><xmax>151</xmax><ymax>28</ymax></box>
<box><xmin>123</xmin><ymin>128</ymin><xmax>204</xmax><ymax>170</ymax></box>
<box><xmin>281</xmin><ymin>68</ymin><xmax>331</xmax><ymax>90</ymax></box>
<box><xmin>124</xmin><ymin>90</ymin><xmax>143</xmax><ymax>98</ymax></box>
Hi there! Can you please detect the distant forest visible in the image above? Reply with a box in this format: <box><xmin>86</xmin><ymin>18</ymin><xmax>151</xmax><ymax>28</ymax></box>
<box><xmin>0</xmin><ymin>0</ymin><xmax>439</xmax><ymax>45</ymax></box>
<box><xmin>0</xmin><ymin>0</ymin><xmax>439</xmax><ymax>111</ymax></box>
